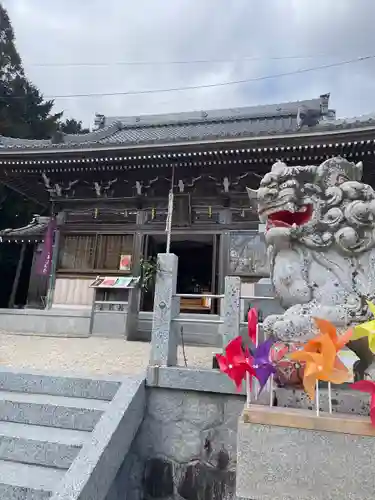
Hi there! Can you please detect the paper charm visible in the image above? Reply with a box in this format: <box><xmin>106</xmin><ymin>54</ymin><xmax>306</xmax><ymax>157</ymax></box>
<box><xmin>351</xmin><ymin>300</ymin><xmax>375</xmax><ymax>353</ymax></box>
<box><xmin>252</xmin><ymin>338</ymin><xmax>276</xmax><ymax>394</ymax></box>
<box><xmin>216</xmin><ymin>336</ymin><xmax>258</xmax><ymax>391</ymax></box>
<box><xmin>350</xmin><ymin>380</ymin><xmax>375</xmax><ymax>427</ymax></box>
<box><xmin>248</xmin><ymin>308</ymin><xmax>258</xmax><ymax>345</ymax></box>
<box><xmin>290</xmin><ymin>332</ymin><xmax>350</xmax><ymax>400</ymax></box>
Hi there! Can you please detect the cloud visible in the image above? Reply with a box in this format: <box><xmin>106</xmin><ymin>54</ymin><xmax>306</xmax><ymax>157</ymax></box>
<box><xmin>3</xmin><ymin>0</ymin><xmax>375</xmax><ymax>127</ymax></box>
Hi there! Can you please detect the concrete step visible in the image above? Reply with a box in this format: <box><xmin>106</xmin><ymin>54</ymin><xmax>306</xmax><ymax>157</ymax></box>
<box><xmin>0</xmin><ymin>369</ymin><xmax>120</xmax><ymax>400</ymax></box>
<box><xmin>0</xmin><ymin>459</ymin><xmax>64</xmax><ymax>499</ymax></box>
<box><xmin>0</xmin><ymin>390</ymin><xmax>107</xmax><ymax>431</ymax></box>
<box><xmin>0</xmin><ymin>421</ymin><xmax>90</xmax><ymax>469</ymax></box>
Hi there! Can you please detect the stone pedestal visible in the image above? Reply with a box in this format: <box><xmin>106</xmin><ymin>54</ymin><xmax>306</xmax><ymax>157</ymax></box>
<box><xmin>237</xmin><ymin>405</ymin><xmax>375</xmax><ymax>500</ymax></box>
<box><xmin>149</xmin><ymin>254</ymin><xmax>180</xmax><ymax>366</ymax></box>
<box><xmin>275</xmin><ymin>387</ymin><xmax>370</xmax><ymax>416</ymax></box>
<box><xmin>219</xmin><ymin>276</ymin><xmax>241</xmax><ymax>347</ymax></box>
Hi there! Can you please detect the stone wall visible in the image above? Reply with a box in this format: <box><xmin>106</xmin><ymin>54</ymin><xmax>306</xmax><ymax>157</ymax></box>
<box><xmin>109</xmin><ymin>387</ymin><xmax>245</xmax><ymax>500</ymax></box>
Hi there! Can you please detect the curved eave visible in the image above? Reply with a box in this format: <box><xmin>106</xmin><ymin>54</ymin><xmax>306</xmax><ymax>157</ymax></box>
<box><xmin>1</xmin><ymin>123</ymin><xmax>375</xmax><ymax>161</ymax></box>
<box><xmin>0</xmin><ymin>235</ymin><xmax>44</xmax><ymax>243</ymax></box>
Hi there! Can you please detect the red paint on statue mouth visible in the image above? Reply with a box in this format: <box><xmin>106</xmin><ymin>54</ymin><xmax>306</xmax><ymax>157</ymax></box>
<box><xmin>267</xmin><ymin>204</ymin><xmax>313</xmax><ymax>228</ymax></box>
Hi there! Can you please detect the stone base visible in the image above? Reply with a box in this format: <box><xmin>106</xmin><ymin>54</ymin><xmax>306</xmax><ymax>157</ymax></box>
<box><xmin>275</xmin><ymin>386</ymin><xmax>370</xmax><ymax>416</ymax></box>
<box><xmin>237</xmin><ymin>405</ymin><xmax>375</xmax><ymax>500</ymax></box>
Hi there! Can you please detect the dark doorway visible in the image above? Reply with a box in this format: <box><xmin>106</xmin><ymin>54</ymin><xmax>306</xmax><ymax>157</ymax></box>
<box><xmin>0</xmin><ymin>243</ymin><xmax>35</xmax><ymax>309</ymax></box>
<box><xmin>141</xmin><ymin>234</ymin><xmax>220</xmax><ymax>313</ymax></box>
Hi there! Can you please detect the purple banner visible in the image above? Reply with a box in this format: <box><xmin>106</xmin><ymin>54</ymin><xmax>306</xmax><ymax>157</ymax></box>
<box><xmin>36</xmin><ymin>218</ymin><xmax>56</xmax><ymax>276</ymax></box>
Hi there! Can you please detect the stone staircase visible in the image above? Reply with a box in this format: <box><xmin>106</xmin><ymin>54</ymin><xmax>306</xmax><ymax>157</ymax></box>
<box><xmin>0</xmin><ymin>369</ymin><xmax>143</xmax><ymax>500</ymax></box>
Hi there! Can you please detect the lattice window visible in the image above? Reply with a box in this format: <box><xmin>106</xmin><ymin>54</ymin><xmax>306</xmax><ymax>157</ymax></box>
<box><xmin>58</xmin><ymin>234</ymin><xmax>134</xmax><ymax>271</ymax></box>
<box><xmin>58</xmin><ymin>235</ymin><xmax>96</xmax><ymax>270</ymax></box>
<box><xmin>95</xmin><ymin>234</ymin><xmax>133</xmax><ymax>270</ymax></box>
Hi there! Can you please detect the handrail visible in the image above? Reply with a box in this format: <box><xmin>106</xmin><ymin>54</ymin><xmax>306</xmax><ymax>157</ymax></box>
<box><xmin>172</xmin><ymin>317</ymin><xmax>223</xmax><ymax>324</ymax></box>
<box><xmin>240</xmin><ymin>295</ymin><xmax>275</xmax><ymax>300</ymax></box>
<box><xmin>174</xmin><ymin>293</ymin><xmax>224</xmax><ymax>299</ymax></box>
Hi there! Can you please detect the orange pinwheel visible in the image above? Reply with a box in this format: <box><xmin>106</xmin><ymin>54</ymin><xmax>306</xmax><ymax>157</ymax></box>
<box><xmin>310</xmin><ymin>318</ymin><xmax>352</xmax><ymax>353</ymax></box>
<box><xmin>290</xmin><ymin>330</ymin><xmax>350</xmax><ymax>400</ymax></box>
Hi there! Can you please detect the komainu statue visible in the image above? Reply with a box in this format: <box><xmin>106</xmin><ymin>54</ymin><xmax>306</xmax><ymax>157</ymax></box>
<box><xmin>248</xmin><ymin>156</ymin><xmax>375</xmax><ymax>380</ymax></box>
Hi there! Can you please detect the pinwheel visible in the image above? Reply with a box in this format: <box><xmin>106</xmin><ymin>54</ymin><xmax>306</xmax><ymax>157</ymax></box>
<box><xmin>311</xmin><ymin>318</ymin><xmax>352</xmax><ymax>353</ymax></box>
<box><xmin>290</xmin><ymin>332</ymin><xmax>350</xmax><ymax>405</ymax></box>
<box><xmin>248</xmin><ymin>308</ymin><xmax>258</xmax><ymax>345</ymax></box>
<box><xmin>310</xmin><ymin>318</ymin><xmax>353</xmax><ymax>412</ymax></box>
<box><xmin>351</xmin><ymin>300</ymin><xmax>375</xmax><ymax>353</ymax></box>
<box><xmin>252</xmin><ymin>338</ymin><xmax>276</xmax><ymax>394</ymax></box>
<box><xmin>350</xmin><ymin>380</ymin><xmax>375</xmax><ymax>427</ymax></box>
<box><xmin>216</xmin><ymin>336</ymin><xmax>258</xmax><ymax>391</ymax></box>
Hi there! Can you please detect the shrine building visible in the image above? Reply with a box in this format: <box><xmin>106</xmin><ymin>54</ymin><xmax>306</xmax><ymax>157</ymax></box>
<box><xmin>0</xmin><ymin>92</ymin><xmax>374</xmax><ymax>340</ymax></box>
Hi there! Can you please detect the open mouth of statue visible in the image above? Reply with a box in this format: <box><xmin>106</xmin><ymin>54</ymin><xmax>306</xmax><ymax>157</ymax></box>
<box><xmin>267</xmin><ymin>204</ymin><xmax>313</xmax><ymax>228</ymax></box>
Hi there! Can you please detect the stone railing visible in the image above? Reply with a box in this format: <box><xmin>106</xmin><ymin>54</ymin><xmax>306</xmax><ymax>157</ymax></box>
<box><xmin>148</xmin><ymin>253</ymin><xmax>277</xmax><ymax>366</ymax></box>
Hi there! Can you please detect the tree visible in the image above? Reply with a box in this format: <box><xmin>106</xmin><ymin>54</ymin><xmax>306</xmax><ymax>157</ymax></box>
<box><xmin>0</xmin><ymin>3</ymin><xmax>62</xmax><ymax>139</ymax></box>
<box><xmin>58</xmin><ymin>118</ymin><xmax>90</xmax><ymax>135</ymax></box>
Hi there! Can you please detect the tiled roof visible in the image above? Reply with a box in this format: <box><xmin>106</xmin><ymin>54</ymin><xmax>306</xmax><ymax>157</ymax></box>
<box><xmin>1</xmin><ymin>93</ymin><xmax>373</xmax><ymax>153</ymax></box>
<box><xmin>0</xmin><ymin>216</ymin><xmax>49</xmax><ymax>240</ymax></box>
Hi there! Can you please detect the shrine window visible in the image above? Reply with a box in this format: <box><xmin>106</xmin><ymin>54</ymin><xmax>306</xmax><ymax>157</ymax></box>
<box><xmin>58</xmin><ymin>234</ymin><xmax>134</xmax><ymax>272</ymax></box>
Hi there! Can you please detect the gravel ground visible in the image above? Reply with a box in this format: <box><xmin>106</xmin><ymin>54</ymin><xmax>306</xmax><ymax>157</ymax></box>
<box><xmin>0</xmin><ymin>333</ymin><xmax>215</xmax><ymax>377</ymax></box>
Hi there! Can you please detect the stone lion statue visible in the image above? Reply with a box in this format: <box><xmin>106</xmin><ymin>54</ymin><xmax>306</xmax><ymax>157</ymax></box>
<box><xmin>247</xmin><ymin>156</ymin><xmax>375</xmax><ymax>380</ymax></box>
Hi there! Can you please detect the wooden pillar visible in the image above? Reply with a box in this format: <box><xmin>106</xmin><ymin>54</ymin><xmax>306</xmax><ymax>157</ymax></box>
<box><xmin>46</xmin><ymin>229</ymin><xmax>60</xmax><ymax>309</ymax></box>
<box><xmin>8</xmin><ymin>242</ymin><xmax>26</xmax><ymax>309</ymax></box>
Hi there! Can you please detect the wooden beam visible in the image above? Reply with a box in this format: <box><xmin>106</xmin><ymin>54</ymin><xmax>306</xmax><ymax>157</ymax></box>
<box><xmin>243</xmin><ymin>405</ymin><xmax>375</xmax><ymax>437</ymax></box>
<box><xmin>8</xmin><ymin>242</ymin><xmax>27</xmax><ymax>308</ymax></box>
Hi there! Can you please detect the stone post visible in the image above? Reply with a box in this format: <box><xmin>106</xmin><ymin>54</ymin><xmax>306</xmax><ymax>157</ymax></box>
<box><xmin>219</xmin><ymin>276</ymin><xmax>241</xmax><ymax>348</ymax></box>
<box><xmin>149</xmin><ymin>253</ymin><xmax>180</xmax><ymax>366</ymax></box>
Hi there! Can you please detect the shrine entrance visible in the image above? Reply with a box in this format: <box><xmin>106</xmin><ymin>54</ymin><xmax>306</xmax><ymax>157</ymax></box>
<box><xmin>141</xmin><ymin>233</ymin><xmax>221</xmax><ymax>313</ymax></box>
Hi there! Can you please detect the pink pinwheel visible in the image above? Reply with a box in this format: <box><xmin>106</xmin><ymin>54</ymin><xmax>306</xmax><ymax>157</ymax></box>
<box><xmin>248</xmin><ymin>308</ymin><xmax>258</xmax><ymax>345</ymax></box>
<box><xmin>216</xmin><ymin>336</ymin><xmax>258</xmax><ymax>391</ymax></box>
<box><xmin>252</xmin><ymin>338</ymin><xmax>276</xmax><ymax>393</ymax></box>
<box><xmin>350</xmin><ymin>380</ymin><xmax>375</xmax><ymax>427</ymax></box>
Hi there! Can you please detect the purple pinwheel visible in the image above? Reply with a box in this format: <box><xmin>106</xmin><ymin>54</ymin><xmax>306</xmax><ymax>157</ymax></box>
<box><xmin>252</xmin><ymin>338</ymin><xmax>276</xmax><ymax>394</ymax></box>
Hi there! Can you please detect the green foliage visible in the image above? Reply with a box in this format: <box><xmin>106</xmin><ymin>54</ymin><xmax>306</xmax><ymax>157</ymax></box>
<box><xmin>58</xmin><ymin>118</ymin><xmax>90</xmax><ymax>135</ymax></box>
<box><xmin>0</xmin><ymin>3</ymin><xmax>62</xmax><ymax>139</ymax></box>
<box><xmin>139</xmin><ymin>257</ymin><xmax>159</xmax><ymax>291</ymax></box>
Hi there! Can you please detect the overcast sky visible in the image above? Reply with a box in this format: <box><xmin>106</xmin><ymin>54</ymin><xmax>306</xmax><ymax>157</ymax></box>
<box><xmin>3</xmin><ymin>0</ymin><xmax>375</xmax><ymax>128</ymax></box>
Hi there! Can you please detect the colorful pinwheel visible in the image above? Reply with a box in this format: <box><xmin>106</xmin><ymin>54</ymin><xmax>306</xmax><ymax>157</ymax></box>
<box><xmin>216</xmin><ymin>336</ymin><xmax>258</xmax><ymax>391</ymax></box>
<box><xmin>351</xmin><ymin>300</ymin><xmax>375</xmax><ymax>353</ymax></box>
<box><xmin>248</xmin><ymin>308</ymin><xmax>258</xmax><ymax>345</ymax></box>
<box><xmin>311</xmin><ymin>318</ymin><xmax>352</xmax><ymax>353</ymax></box>
<box><xmin>350</xmin><ymin>380</ymin><xmax>375</xmax><ymax>427</ymax></box>
<box><xmin>290</xmin><ymin>332</ymin><xmax>350</xmax><ymax>400</ymax></box>
<box><xmin>252</xmin><ymin>338</ymin><xmax>276</xmax><ymax>394</ymax></box>
<box><xmin>309</xmin><ymin>318</ymin><xmax>353</xmax><ymax>412</ymax></box>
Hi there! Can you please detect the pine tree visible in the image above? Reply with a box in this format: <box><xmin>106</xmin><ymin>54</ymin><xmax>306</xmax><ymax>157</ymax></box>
<box><xmin>59</xmin><ymin>118</ymin><xmax>90</xmax><ymax>134</ymax></box>
<box><xmin>0</xmin><ymin>3</ymin><xmax>62</xmax><ymax>139</ymax></box>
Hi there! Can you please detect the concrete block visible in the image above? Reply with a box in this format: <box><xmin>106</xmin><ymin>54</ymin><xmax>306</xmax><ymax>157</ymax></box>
<box><xmin>0</xmin><ymin>368</ymin><xmax>121</xmax><ymax>400</ymax></box>
<box><xmin>237</xmin><ymin>406</ymin><xmax>375</xmax><ymax>500</ymax></box>
<box><xmin>51</xmin><ymin>377</ymin><xmax>146</xmax><ymax>500</ymax></box>
<box><xmin>0</xmin><ymin>459</ymin><xmax>65</xmax><ymax>499</ymax></box>
<box><xmin>147</xmin><ymin>365</ymin><xmax>247</xmax><ymax>396</ymax></box>
<box><xmin>0</xmin><ymin>422</ymin><xmax>88</xmax><ymax>469</ymax></box>
<box><xmin>0</xmin><ymin>392</ymin><xmax>105</xmax><ymax>431</ymax></box>
<box><xmin>276</xmin><ymin>387</ymin><xmax>370</xmax><ymax>416</ymax></box>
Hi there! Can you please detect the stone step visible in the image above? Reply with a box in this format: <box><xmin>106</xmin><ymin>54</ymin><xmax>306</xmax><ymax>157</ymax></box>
<box><xmin>0</xmin><ymin>421</ymin><xmax>90</xmax><ymax>469</ymax></box>
<box><xmin>0</xmin><ymin>390</ymin><xmax>107</xmax><ymax>431</ymax></box>
<box><xmin>0</xmin><ymin>369</ymin><xmax>120</xmax><ymax>400</ymax></box>
<box><xmin>0</xmin><ymin>459</ymin><xmax>64</xmax><ymax>499</ymax></box>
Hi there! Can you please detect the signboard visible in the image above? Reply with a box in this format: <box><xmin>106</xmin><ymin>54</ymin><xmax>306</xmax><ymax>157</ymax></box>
<box><xmin>89</xmin><ymin>276</ymin><xmax>140</xmax><ymax>289</ymax></box>
<box><xmin>229</xmin><ymin>231</ymin><xmax>270</xmax><ymax>276</ymax></box>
